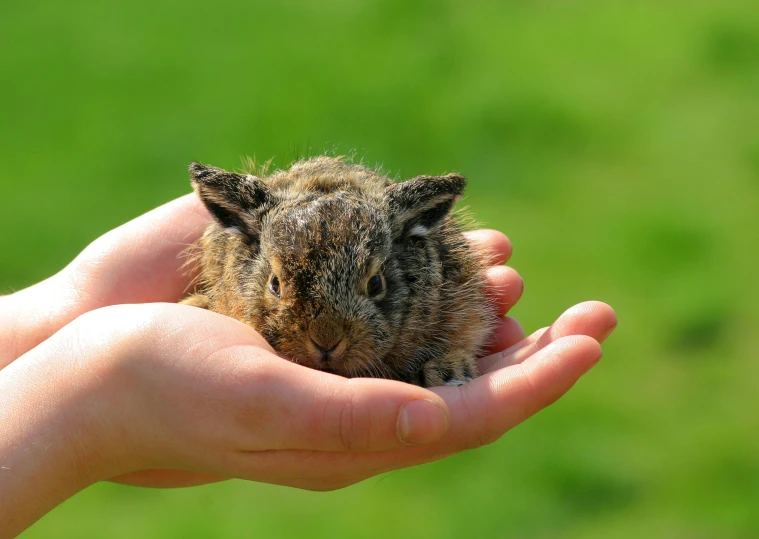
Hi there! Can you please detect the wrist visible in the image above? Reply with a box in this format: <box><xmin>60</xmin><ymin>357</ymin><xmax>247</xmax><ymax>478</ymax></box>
<box><xmin>0</xmin><ymin>292</ymin><xmax>22</xmax><ymax>369</ymax></box>
<box><xmin>0</xmin><ymin>326</ymin><xmax>132</xmax><ymax>537</ymax></box>
<box><xmin>0</xmin><ymin>272</ymin><xmax>79</xmax><ymax>369</ymax></box>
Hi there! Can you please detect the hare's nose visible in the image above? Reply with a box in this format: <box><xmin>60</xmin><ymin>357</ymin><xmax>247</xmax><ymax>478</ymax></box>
<box><xmin>310</xmin><ymin>337</ymin><xmax>343</xmax><ymax>356</ymax></box>
<box><xmin>308</xmin><ymin>316</ymin><xmax>345</xmax><ymax>355</ymax></box>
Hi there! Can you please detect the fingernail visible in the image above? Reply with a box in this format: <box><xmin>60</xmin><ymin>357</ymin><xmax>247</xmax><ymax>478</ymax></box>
<box><xmin>397</xmin><ymin>399</ymin><xmax>449</xmax><ymax>445</ymax></box>
<box><xmin>599</xmin><ymin>321</ymin><xmax>618</xmax><ymax>342</ymax></box>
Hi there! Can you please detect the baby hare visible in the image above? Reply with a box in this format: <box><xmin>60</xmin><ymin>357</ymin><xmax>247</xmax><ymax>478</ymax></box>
<box><xmin>182</xmin><ymin>157</ymin><xmax>495</xmax><ymax>387</ymax></box>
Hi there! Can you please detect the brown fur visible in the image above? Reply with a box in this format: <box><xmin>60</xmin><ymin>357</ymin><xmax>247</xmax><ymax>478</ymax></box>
<box><xmin>182</xmin><ymin>156</ymin><xmax>496</xmax><ymax>387</ymax></box>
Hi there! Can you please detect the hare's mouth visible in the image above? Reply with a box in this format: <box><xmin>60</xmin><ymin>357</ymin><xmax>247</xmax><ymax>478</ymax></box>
<box><xmin>288</xmin><ymin>357</ymin><xmax>357</xmax><ymax>379</ymax></box>
<box><xmin>274</xmin><ymin>338</ymin><xmax>387</xmax><ymax>379</ymax></box>
<box><xmin>303</xmin><ymin>336</ymin><xmax>348</xmax><ymax>364</ymax></box>
<box><xmin>290</xmin><ymin>349</ymin><xmax>383</xmax><ymax>380</ymax></box>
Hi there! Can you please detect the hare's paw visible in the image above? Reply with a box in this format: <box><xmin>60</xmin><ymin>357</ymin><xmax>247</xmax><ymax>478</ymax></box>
<box><xmin>421</xmin><ymin>350</ymin><xmax>479</xmax><ymax>388</ymax></box>
<box><xmin>444</xmin><ymin>376</ymin><xmax>473</xmax><ymax>387</ymax></box>
<box><xmin>180</xmin><ymin>294</ymin><xmax>211</xmax><ymax>309</ymax></box>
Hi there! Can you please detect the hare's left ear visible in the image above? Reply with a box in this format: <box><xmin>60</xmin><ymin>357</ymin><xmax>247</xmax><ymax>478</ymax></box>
<box><xmin>189</xmin><ymin>162</ymin><xmax>277</xmax><ymax>239</ymax></box>
<box><xmin>386</xmin><ymin>173</ymin><xmax>466</xmax><ymax>237</ymax></box>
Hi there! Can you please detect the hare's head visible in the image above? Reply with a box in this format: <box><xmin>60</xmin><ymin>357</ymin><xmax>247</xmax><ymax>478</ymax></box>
<box><xmin>189</xmin><ymin>160</ymin><xmax>466</xmax><ymax>379</ymax></box>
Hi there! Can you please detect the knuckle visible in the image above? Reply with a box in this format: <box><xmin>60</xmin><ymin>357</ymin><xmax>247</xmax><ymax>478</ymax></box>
<box><xmin>473</xmin><ymin>426</ymin><xmax>503</xmax><ymax>448</ymax></box>
<box><xmin>515</xmin><ymin>363</ymin><xmax>542</xmax><ymax>416</ymax></box>
<box><xmin>337</xmin><ymin>399</ymin><xmax>357</xmax><ymax>451</ymax></box>
<box><xmin>458</xmin><ymin>386</ymin><xmax>505</xmax><ymax>450</ymax></box>
<box><xmin>338</xmin><ymin>405</ymin><xmax>350</xmax><ymax>451</ymax></box>
<box><xmin>310</xmin><ymin>477</ymin><xmax>356</xmax><ymax>492</ymax></box>
<box><xmin>334</xmin><ymin>389</ymin><xmax>371</xmax><ymax>452</ymax></box>
<box><xmin>463</xmin><ymin>420</ymin><xmax>502</xmax><ymax>450</ymax></box>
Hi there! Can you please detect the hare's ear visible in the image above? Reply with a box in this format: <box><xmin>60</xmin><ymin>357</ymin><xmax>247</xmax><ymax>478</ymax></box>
<box><xmin>387</xmin><ymin>173</ymin><xmax>466</xmax><ymax>237</ymax></box>
<box><xmin>189</xmin><ymin>162</ymin><xmax>276</xmax><ymax>238</ymax></box>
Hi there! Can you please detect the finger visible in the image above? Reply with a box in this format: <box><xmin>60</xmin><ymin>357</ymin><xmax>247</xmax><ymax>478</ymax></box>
<box><xmin>479</xmin><ymin>301</ymin><xmax>617</xmax><ymax>374</ymax></box>
<box><xmin>481</xmin><ymin>316</ymin><xmax>525</xmax><ymax>355</ymax></box>
<box><xmin>222</xmin><ymin>336</ymin><xmax>602</xmax><ymax>490</ymax></box>
<box><xmin>449</xmin><ymin>335</ymin><xmax>602</xmax><ymax>447</ymax></box>
<box><xmin>483</xmin><ymin>265</ymin><xmax>523</xmax><ymax>316</ymax></box>
<box><xmin>67</xmin><ymin>193</ymin><xmax>210</xmax><ymax>305</ymax></box>
<box><xmin>464</xmin><ymin>229</ymin><xmax>512</xmax><ymax>265</ymax></box>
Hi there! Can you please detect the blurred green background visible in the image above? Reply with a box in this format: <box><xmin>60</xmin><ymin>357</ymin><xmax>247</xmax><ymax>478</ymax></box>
<box><xmin>3</xmin><ymin>0</ymin><xmax>758</xmax><ymax>537</ymax></box>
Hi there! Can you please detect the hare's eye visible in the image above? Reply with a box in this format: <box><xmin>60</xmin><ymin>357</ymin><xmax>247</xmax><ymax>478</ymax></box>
<box><xmin>367</xmin><ymin>274</ymin><xmax>385</xmax><ymax>298</ymax></box>
<box><xmin>269</xmin><ymin>274</ymin><xmax>281</xmax><ymax>297</ymax></box>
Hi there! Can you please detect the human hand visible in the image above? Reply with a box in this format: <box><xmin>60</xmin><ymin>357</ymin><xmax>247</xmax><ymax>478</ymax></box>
<box><xmin>0</xmin><ymin>194</ymin><xmax>526</xmax><ymax>489</ymax></box>
<box><xmin>105</xmin><ymin>300</ymin><xmax>616</xmax><ymax>491</ymax></box>
<box><xmin>0</xmin><ymin>294</ymin><xmax>614</xmax><ymax>538</ymax></box>
<box><xmin>0</xmin><ymin>194</ymin><xmax>616</xmax><ymax>537</ymax></box>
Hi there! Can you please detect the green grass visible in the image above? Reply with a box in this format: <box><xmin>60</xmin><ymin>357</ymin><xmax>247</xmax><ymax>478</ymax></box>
<box><xmin>2</xmin><ymin>0</ymin><xmax>758</xmax><ymax>537</ymax></box>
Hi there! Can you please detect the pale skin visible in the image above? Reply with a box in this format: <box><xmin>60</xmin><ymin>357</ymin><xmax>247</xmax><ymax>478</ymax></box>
<box><xmin>0</xmin><ymin>194</ymin><xmax>617</xmax><ymax>537</ymax></box>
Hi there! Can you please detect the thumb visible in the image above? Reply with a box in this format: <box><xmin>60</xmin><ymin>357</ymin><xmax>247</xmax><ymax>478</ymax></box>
<box><xmin>230</xmin><ymin>358</ymin><xmax>452</xmax><ymax>451</ymax></box>
<box><xmin>118</xmin><ymin>303</ymin><xmax>452</xmax><ymax>454</ymax></box>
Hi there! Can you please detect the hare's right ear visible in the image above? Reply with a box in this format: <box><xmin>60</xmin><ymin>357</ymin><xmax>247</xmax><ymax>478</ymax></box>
<box><xmin>189</xmin><ymin>162</ymin><xmax>276</xmax><ymax>238</ymax></box>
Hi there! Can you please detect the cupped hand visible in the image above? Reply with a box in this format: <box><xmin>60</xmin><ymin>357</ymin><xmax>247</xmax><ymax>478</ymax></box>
<box><xmin>0</xmin><ymin>194</ymin><xmax>616</xmax><ymax>493</ymax></box>
<box><xmin>6</xmin><ymin>297</ymin><xmax>615</xmax><ymax>495</ymax></box>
